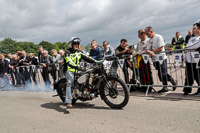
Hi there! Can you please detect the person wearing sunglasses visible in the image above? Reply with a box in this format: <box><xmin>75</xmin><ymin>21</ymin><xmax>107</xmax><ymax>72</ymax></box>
<box><xmin>89</xmin><ymin>40</ymin><xmax>102</xmax><ymax>60</ymax></box>
<box><xmin>102</xmin><ymin>41</ymin><xmax>115</xmax><ymax>56</ymax></box>
<box><xmin>133</xmin><ymin>29</ymin><xmax>154</xmax><ymax>92</ymax></box>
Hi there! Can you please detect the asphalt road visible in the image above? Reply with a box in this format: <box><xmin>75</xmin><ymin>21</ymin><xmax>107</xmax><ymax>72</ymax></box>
<box><xmin>0</xmin><ymin>91</ymin><xmax>200</xmax><ymax>133</ymax></box>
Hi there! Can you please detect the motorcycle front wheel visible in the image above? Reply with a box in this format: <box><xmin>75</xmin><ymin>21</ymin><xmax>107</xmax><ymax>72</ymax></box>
<box><xmin>100</xmin><ymin>76</ymin><xmax>129</xmax><ymax>109</ymax></box>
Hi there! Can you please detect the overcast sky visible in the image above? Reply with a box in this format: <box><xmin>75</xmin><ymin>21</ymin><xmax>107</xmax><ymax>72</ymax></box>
<box><xmin>0</xmin><ymin>0</ymin><xmax>199</xmax><ymax>47</ymax></box>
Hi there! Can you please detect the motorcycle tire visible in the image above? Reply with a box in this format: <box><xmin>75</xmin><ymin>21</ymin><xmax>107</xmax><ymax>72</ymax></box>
<box><xmin>56</xmin><ymin>79</ymin><xmax>77</xmax><ymax>104</ymax></box>
<box><xmin>56</xmin><ymin>79</ymin><xmax>66</xmax><ymax>103</ymax></box>
<box><xmin>100</xmin><ymin>76</ymin><xmax>129</xmax><ymax>109</ymax></box>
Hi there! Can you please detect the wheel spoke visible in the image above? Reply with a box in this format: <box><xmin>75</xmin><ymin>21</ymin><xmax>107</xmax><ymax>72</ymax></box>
<box><xmin>104</xmin><ymin>79</ymin><xmax>126</xmax><ymax>105</ymax></box>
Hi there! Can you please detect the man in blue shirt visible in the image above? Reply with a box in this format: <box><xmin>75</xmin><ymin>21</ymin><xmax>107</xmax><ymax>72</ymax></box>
<box><xmin>89</xmin><ymin>40</ymin><xmax>102</xmax><ymax>60</ymax></box>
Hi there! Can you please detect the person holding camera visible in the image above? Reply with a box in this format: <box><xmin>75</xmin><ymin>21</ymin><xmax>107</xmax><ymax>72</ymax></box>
<box><xmin>115</xmin><ymin>39</ymin><xmax>135</xmax><ymax>88</ymax></box>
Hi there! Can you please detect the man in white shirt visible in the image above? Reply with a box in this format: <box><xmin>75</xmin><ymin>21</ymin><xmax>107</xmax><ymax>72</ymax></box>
<box><xmin>145</xmin><ymin>26</ymin><xmax>177</xmax><ymax>93</ymax></box>
<box><xmin>183</xmin><ymin>22</ymin><xmax>200</xmax><ymax>96</ymax></box>
<box><xmin>133</xmin><ymin>29</ymin><xmax>153</xmax><ymax>92</ymax></box>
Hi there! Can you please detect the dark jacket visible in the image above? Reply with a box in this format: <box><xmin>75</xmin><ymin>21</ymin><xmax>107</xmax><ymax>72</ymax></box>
<box><xmin>0</xmin><ymin>59</ymin><xmax>9</xmax><ymax>75</ymax></box>
<box><xmin>18</xmin><ymin>56</ymin><xmax>30</xmax><ymax>66</ymax></box>
<box><xmin>89</xmin><ymin>47</ymin><xmax>102</xmax><ymax>60</ymax></box>
<box><xmin>38</xmin><ymin>52</ymin><xmax>43</xmax><ymax>62</ymax></box>
<box><xmin>28</xmin><ymin>57</ymin><xmax>38</xmax><ymax>65</ymax></box>
<box><xmin>115</xmin><ymin>45</ymin><xmax>131</xmax><ymax>59</ymax></box>
<box><xmin>10</xmin><ymin>59</ymin><xmax>19</xmax><ymax>73</ymax></box>
<box><xmin>40</xmin><ymin>55</ymin><xmax>53</xmax><ymax>65</ymax></box>
<box><xmin>171</xmin><ymin>36</ymin><xmax>185</xmax><ymax>49</ymax></box>
<box><xmin>185</xmin><ymin>34</ymin><xmax>195</xmax><ymax>46</ymax></box>
<box><xmin>3</xmin><ymin>59</ymin><xmax>9</xmax><ymax>74</ymax></box>
<box><xmin>40</xmin><ymin>55</ymin><xmax>53</xmax><ymax>72</ymax></box>
<box><xmin>10</xmin><ymin>59</ymin><xmax>19</xmax><ymax>67</ymax></box>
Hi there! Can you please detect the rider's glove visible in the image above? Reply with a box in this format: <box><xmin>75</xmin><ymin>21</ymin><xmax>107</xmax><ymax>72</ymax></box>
<box><xmin>96</xmin><ymin>60</ymin><xmax>103</xmax><ymax>64</ymax></box>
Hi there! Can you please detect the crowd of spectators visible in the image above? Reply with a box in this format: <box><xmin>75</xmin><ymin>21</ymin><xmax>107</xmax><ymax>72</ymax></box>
<box><xmin>0</xmin><ymin>48</ymin><xmax>64</xmax><ymax>87</ymax></box>
<box><xmin>0</xmin><ymin>22</ymin><xmax>200</xmax><ymax>96</ymax></box>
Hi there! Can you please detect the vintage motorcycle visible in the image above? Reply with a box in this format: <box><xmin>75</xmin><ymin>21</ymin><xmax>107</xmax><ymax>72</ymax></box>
<box><xmin>53</xmin><ymin>57</ymin><xmax>129</xmax><ymax>109</ymax></box>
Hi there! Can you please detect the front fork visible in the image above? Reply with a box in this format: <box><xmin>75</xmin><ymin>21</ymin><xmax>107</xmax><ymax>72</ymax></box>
<box><xmin>102</xmin><ymin>75</ymin><xmax>118</xmax><ymax>97</ymax></box>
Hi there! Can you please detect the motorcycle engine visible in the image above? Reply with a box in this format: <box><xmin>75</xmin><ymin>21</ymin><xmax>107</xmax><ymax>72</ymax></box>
<box><xmin>77</xmin><ymin>74</ymin><xmax>88</xmax><ymax>84</ymax></box>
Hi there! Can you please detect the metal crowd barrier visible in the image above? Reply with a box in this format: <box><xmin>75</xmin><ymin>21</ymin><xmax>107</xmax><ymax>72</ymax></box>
<box><xmin>125</xmin><ymin>49</ymin><xmax>200</xmax><ymax>95</ymax></box>
<box><xmin>1</xmin><ymin>50</ymin><xmax>200</xmax><ymax>95</ymax></box>
<box><xmin>4</xmin><ymin>63</ymin><xmax>64</xmax><ymax>88</ymax></box>
<box><xmin>94</xmin><ymin>49</ymin><xmax>200</xmax><ymax>96</ymax></box>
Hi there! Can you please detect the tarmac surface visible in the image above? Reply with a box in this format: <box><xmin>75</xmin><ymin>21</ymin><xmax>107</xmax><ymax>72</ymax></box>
<box><xmin>0</xmin><ymin>58</ymin><xmax>200</xmax><ymax>133</ymax></box>
<box><xmin>0</xmin><ymin>90</ymin><xmax>200</xmax><ymax>133</ymax></box>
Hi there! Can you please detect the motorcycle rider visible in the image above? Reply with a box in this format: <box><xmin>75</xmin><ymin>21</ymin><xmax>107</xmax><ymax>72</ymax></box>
<box><xmin>64</xmin><ymin>37</ymin><xmax>102</xmax><ymax>108</ymax></box>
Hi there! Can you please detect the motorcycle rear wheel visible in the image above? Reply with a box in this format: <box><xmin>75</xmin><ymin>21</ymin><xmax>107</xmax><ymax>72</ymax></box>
<box><xmin>100</xmin><ymin>76</ymin><xmax>129</xmax><ymax>109</ymax></box>
<box><xmin>56</xmin><ymin>79</ymin><xmax>77</xmax><ymax>104</ymax></box>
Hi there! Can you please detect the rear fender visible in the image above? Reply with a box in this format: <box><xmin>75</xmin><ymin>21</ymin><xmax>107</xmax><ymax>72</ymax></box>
<box><xmin>53</xmin><ymin>78</ymin><xmax>67</xmax><ymax>90</ymax></box>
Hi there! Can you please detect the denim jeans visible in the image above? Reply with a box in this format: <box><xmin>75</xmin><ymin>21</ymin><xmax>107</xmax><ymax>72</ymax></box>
<box><xmin>0</xmin><ymin>75</ymin><xmax>9</xmax><ymax>88</ymax></box>
<box><xmin>153</xmin><ymin>59</ymin><xmax>174</xmax><ymax>85</ymax></box>
<box><xmin>65</xmin><ymin>71</ymin><xmax>74</xmax><ymax>103</ymax></box>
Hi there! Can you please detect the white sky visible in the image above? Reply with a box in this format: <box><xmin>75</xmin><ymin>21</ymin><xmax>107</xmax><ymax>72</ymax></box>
<box><xmin>0</xmin><ymin>0</ymin><xmax>199</xmax><ymax>47</ymax></box>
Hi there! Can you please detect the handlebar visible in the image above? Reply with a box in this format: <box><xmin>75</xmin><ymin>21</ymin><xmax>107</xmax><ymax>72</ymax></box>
<box><xmin>104</xmin><ymin>56</ymin><xmax>119</xmax><ymax>61</ymax></box>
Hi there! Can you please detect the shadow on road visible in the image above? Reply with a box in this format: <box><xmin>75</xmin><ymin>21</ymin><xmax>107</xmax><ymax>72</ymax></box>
<box><xmin>130</xmin><ymin>91</ymin><xmax>200</xmax><ymax>101</ymax></box>
<box><xmin>148</xmin><ymin>94</ymin><xmax>200</xmax><ymax>102</ymax></box>
<box><xmin>71</xmin><ymin>102</ymin><xmax>113</xmax><ymax>110</ymax></box>
<box><xmin>41</xmin><ymin>101</ymin><xmax>114</xmax><ymax>113</ymax></box>
<box><xmin>40</xmin><ymin>102</ymin><xmax>70</xmax><ymax>114</ymax></box>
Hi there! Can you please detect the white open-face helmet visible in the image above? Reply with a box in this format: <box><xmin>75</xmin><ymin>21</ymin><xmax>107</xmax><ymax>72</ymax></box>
<box><xmin>69</xmin><ymin>37</ymin><xmax>81</xmax><ymax>48</ymax></box>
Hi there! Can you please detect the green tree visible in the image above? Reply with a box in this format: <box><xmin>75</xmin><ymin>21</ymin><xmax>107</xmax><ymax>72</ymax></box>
<box><xmin>16</xmin><ymin>42</ymin><xmax>38</xmax><ymax>55</ymax></box>
<box><xmin>38</xmin><ymin>41</ymin><xmax>55</xmax><ymax>55</ymax></box>
<box><xmin>54</xmin><ymin>42</ymin><xmax>69</xmax><ymax>51</ymax></box>
<box><xmin>0</xmin><ymin>38</ymin><xmax>71</xmax><ymax>57</ymax></box>
<box><xmin>84</xmin><ymin>44</ymin><xmax>91</xmax><ymax>52</ymax></box>
<box><xmin>0</xmin><ymin>38</ymin><xmax>17</xmax><ymax>55</ymax></box>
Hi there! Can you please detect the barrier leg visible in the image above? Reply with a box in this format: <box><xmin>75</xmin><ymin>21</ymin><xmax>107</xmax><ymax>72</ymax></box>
<box><xmin>128</xmin><ymin>85</ymin><xmax>131</xmax><ymax>92</ymax></box>
<box><xmin>145</xmin><ymin>86</ymin><xmax>156</xmax><ymax>96</ymax></box>
<box><xmin>145</xmin><ymin>86</ymin><xmax>150</xmax><ymax>96</ymax></box>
